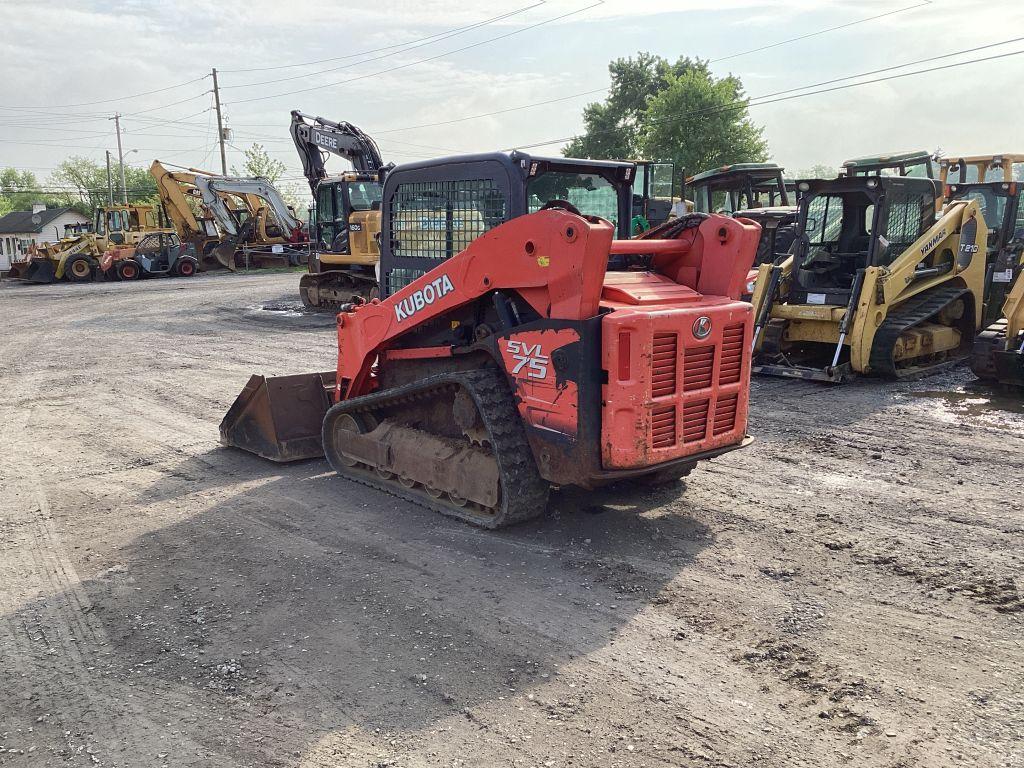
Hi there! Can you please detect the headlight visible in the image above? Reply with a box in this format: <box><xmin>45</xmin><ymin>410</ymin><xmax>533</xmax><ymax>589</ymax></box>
<box><xmin>746</xmin><ymin>280</ymin><xmax>756</xmax><ymax>294</ymax></box>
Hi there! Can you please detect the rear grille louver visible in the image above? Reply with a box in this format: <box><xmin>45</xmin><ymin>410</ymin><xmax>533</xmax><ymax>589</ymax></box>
<box><xmin>651</xmin><ymin>405</ymin><xmax>677</xmax><ymax>448</ymax></box>
<box><xmin>718</xmin><ymin>324</ymin><xmax>745</xmax><ymax>385</ymax></box>
<box><xmin>682</xmin><ymin>399</ymin><xmax>710</xmax><ymax>443</ymax></box>
<box><xmin>683</xmin><ymin>346</ymin><xmax>715</xmax><ymax>391</ymax></box>
<box><xmin>713</xmin><ymin>393</ymin><xmax>739</xmax><ymax>436</ymax></box>
<box><xmin>651</xmin><ymin>333</ymin><xmax>678</xmax><ymax>397</ymax></box>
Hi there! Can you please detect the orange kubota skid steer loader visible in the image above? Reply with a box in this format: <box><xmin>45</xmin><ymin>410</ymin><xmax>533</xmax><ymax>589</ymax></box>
<box><xmin>220</xmin><ymin>152</ymin><xmax>760</xmax><ymax>528</ymax></box>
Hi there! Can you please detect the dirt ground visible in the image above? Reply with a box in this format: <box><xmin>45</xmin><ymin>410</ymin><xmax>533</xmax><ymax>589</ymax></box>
<box><xmin>0</xmin><ymin>272</ymin><xmax>1021</xmax><ymax>768</ymax></box>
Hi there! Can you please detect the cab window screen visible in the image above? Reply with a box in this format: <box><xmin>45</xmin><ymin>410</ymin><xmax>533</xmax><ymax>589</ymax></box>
<box><xmin>527</xmin><ymin>172</ymin><xmax>618</xmax><ymax>226</ymax></box>
<box><xmin>883</xmin><ymin>193</ymin><xmax>931</xmax><ymax>259</ymax></box>
<box><xmin>387</xmin><ymin>178</ymin><xmax>507</xmax><ymax>295</ymax></box>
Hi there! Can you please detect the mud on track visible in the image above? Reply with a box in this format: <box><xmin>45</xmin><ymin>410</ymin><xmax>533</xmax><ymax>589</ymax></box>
<box><xmin>0</xmin><ymin>273</ymin><xmax>1021</xmax><ymax>767</ymax></box>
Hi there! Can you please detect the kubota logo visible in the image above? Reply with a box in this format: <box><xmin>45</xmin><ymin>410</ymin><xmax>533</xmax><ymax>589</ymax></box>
<box><xmin>394</xmin><ymin>274</ymin><xmax>455</xmax><ymax>322</ymax></box>
<box><xmin>693</xmin><ymin>316</ymin><xmax>712</xmax><ymax>339</ymax></box>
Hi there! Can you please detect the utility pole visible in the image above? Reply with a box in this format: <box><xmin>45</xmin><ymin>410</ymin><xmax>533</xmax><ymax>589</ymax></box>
<box><xmin>110</xmin><ymin>113</ymin><xmax>127</xmax><ymax>204</ymax></box>
<box><xmin>105</xmin><ymin>151</ymin><xmax>114</xmax><ymax>204</ymax></box>
<box><xmin>212</xmin><ymin>68</ymin><xmax>228</xmax><ymax>175</ymax></box>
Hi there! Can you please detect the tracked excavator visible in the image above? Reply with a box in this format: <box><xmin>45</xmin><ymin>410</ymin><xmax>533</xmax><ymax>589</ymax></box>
<box><xmin>151</xmin><ymin>160</ymin><xmax>306</xmax><ymax>270</ymax></box>
<box><xmin>291</xmin><ymin>111</ymin><xmax>390</xmax><ymax>308</ymax></box>
<box><xmin>749</xmin><ymin>174</ymin><xmax>988</xmax><ymax>382</ymax></box>
<box><xmin>942</xmin><ymin>154</ymin><xmax>1024</xmax><ymax>386</ymax></box>
<box><xmin>220</xmin><ymin>151</ymin><xmax>760</xmax><ymax>528</ymax></box>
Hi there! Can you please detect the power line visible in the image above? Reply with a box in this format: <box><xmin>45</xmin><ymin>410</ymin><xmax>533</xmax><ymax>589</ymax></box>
<box><xmin>0</xmin><ymin>74</ymin><xmax>210</xmax><ymax>111</ymax></box>
<box><xmin>227</xmin><ymin>0</ymin><xmax>604</xmax><ymax>105</ymax></box>
<box><xmin>712</xmin><ymin>0</ymin><xmax>933</xmax><ymax>63</ymax></box>
<box><xmin>370</xmin><ymin>0</ymin><xmax>938</xmax><ymax>137</ymax></box>
<box><xmin>219</xmin><ymin>3</ymin><xmax>545</xmax><ymax>74</ymax></box>
<box><xmin>508</xmin><ymin>45</ymin><xmax>1024</xmax><ymax>151</ymax></box>
<box><xmin>220</xmin><ymin>2</ymin><xmax>544</xmax><ymax>89</ymax></box>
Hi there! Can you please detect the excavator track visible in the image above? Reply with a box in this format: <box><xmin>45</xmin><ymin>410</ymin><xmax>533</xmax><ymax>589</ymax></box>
<box><xmin>299</xmin><ymin>272</ymin><xmax>378</xmax><ymax>311</ymax></box>
<box><xmin>868</xmin><ymin>284</ymin><xmax>971</xmax><ymax>378</ymax></box>
<box><xmin>322</xmin><ymin>368</ymin><xmax>549</xmax><ymax>528</ymax></box>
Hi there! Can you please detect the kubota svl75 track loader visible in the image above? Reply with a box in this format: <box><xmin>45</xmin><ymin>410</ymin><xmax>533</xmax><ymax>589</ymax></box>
<box><xmin>220</xmin><ymin>152</ymin><xmax>760</xmax><ymax>528</ymax></box>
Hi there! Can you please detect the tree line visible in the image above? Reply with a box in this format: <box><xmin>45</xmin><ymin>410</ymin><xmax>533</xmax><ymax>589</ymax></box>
<box><xmin>0</xmin><ymin>144</ymin><xmax>297</xmax><ymax>217</ymax></box>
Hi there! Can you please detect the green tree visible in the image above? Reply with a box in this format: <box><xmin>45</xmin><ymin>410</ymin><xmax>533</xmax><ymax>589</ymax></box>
<box><xmin>231</xmin><ymin>143</ymin><xmax>286</xmax><ymax>183</ymax></box>
<box><xmin>793</xmin><ymin>164</ymin><xmax>838</xmax><ymax>180</ymax></box>
<box><xmin>563</xmin><ymin>54</ymin><xmax>769</xmax><ymax>183</ymax></box>
<box><xmin>48</xmin><ymin>156</ymin><xmax>156</xmax><ymax>213</ymax></box>
<box><xmin>0</xmin><ymin>168</ymin><xmax>48</xmax><ymax>214</ymax></box>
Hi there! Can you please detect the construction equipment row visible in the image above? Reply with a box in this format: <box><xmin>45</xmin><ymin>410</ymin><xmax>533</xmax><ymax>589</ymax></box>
<box><xmin>7</xmin><ymin>165</ymin><xmax>308</xmax><ymax>284</ymax></box>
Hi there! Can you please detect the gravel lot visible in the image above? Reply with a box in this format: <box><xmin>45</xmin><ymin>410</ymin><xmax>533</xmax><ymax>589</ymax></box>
<box><xmin>1</xmin><ymin>272</ymin><xmax>1021</xmax><ymax>767</ymax></box>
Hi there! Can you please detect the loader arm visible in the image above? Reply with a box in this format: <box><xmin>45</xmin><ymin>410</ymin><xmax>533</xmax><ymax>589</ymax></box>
<box><xmin>1002</xmin><ymin>270</ymin><xmax>1024</xmax><ymax>346</ymax></box>
<box><xmin>290</xmin><ymin>111</ymin><xmax>387</xmax><ymax>195</ymax></box>
<box><xmin>874</xmin><ymin>199</ymin><xmax>986</xmax><ymax>308</ymax></box>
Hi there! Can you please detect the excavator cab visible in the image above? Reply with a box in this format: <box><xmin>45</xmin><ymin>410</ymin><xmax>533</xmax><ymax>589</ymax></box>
<box><xmin>841</xmin><ymin>150</ymin><xmax>935</xmax><ymax>179</ymax></box>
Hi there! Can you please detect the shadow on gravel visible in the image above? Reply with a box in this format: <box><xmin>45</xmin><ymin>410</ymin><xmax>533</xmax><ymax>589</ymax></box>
<box><xmin>6</xmin><ymin>452</ymin><xmax>712</xmax><ymax>764</ymax></box>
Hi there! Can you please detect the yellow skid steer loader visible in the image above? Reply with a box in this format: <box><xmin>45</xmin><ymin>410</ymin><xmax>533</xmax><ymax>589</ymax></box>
<box><xmin>750</xmin><ymin>175</ymin><xmax>988</xmax><ymax>382</ymax></box>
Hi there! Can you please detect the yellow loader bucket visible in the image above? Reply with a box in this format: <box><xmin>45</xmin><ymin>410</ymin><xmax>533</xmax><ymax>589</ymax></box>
<box><xmin>219</xmin><ymin>371</ymin><xmax>335</xmax><ymax>462</ymax></box>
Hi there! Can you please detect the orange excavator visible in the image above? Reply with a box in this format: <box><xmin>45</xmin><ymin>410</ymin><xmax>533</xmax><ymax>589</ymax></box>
<box><xmin>220</xmin><ymin>152</ymin><xmax>760</xmax><ymax>528</ymax></box>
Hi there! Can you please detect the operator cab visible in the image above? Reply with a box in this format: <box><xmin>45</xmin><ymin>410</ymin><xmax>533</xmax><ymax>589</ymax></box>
<box><xmin>378</xmin><ymin>151</ymin><xmax>636</xmax><ymax>297</ymax></box>
<box><xmin>941</xmin><ymin>154</ymin><xmax>1024</xmax><ymax>320</ymax></box>
<box><xmin>631</xmin><ymin>161</ymin><xmax>676</xmax><ymax>232</ymax></box>
<box><xmin>690</xmin><ymin>163</ymin><xmax>797</xmax><ymax>267</ymax></box>
<box><xmin>313</xmin><ymin>172</ymin><xmax>383</xmax><ymax>253</ymax></box>
<box><xmin>790</xmin><ymin>176</ymin><xmax>939</xmax><ymax>307</ymax></box>
<box><xmin>841</xmin><ymin>150</ymin><xmax>935</xmax><ymax>179</ymax></box>
<box><xmin>689</xmin><ymin>163</ymin><xmax>791</xmax><ymax>214</ymax></box>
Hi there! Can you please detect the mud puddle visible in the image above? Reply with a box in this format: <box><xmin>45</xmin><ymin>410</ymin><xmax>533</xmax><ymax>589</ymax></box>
<box><xmin>909</xmin><ymin>384</ymin><xmax>1024</xmax><ymax>430</ymax></box>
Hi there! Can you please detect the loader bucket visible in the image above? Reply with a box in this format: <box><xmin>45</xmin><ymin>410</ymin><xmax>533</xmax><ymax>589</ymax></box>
<box><xmin>24</xmin><ymin>259</ymin><xmax>57</xmax><ymax>284</ymax></box>
<box><xmin>212</xmin><ymin>240</ymin><xmax>237</xmax><ymax>271</ymax></box>
<box><xmin>219</xmin><ymin>371</ymin><xmax>335</xmax><ymax>462</ymax></box>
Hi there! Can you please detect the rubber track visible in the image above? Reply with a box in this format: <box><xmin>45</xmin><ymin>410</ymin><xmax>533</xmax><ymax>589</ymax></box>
<box><xmin>868</xmin><ymin>284</ymin><xmax>970</xmax><ymax>377</ymax></box>
<box><xmin>970</xmin><ymin>319</ymin><xmax>1007</xmax><ymax>380</ymax></box>
<box><xmin>322</xmin><ymin>368</ymin><xmax>550</xmax><ymax>529</ymax></box>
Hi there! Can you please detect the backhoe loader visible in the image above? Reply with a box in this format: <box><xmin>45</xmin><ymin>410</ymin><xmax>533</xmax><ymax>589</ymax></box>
<box><xmin>220</xmin><ymin>150</ymin><xmax>759</xmax><ymax>528</ymax></box>
<box><xmin>749</xmin><ymin>175</ymin><xmax>988</xmax><ymax>382</ymax></box>
<box><xmin>11</xmin><ymin>205</ymin><xmax>173</xmax><ymax>283</ymax></box>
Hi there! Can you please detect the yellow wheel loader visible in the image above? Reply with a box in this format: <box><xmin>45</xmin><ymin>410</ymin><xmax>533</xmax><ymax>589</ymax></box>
<box><xmin>749</xmin><ymin>175</ymin><xmax>988</xmax><ymax>382</ymax></box>
<box><xmin>91</xmin><ymin>203</ymin><xmax>170</xmax><ymax>252</ymax></box>
<box><xmin>21</xmin><ymin>232</ymin><xmax>104</xmax><ymax>283</ymax></box>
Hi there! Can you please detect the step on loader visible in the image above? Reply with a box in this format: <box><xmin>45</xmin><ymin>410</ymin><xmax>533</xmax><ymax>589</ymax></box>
<box><xmin>749</xmin><ymin>175</ymin><xmax>988</xmax><ymax>382</ymax></box>
<box><xmin>220</xmin><ymin>152</ymin><xmax>760</xmax><ymax>528</ymax></box>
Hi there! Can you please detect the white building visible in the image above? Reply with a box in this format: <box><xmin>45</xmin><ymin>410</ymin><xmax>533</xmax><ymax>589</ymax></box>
<box><xmin>0</xmin><ymin>205</ymin><xmax>90</xmax><ymax>273</ymax></box>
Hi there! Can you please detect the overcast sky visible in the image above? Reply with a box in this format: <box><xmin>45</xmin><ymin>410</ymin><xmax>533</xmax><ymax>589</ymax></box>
<box><xmin>1</xmin><ymin>0</ymin><xmax>1021</xmax><ymax>198</ymax></box>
